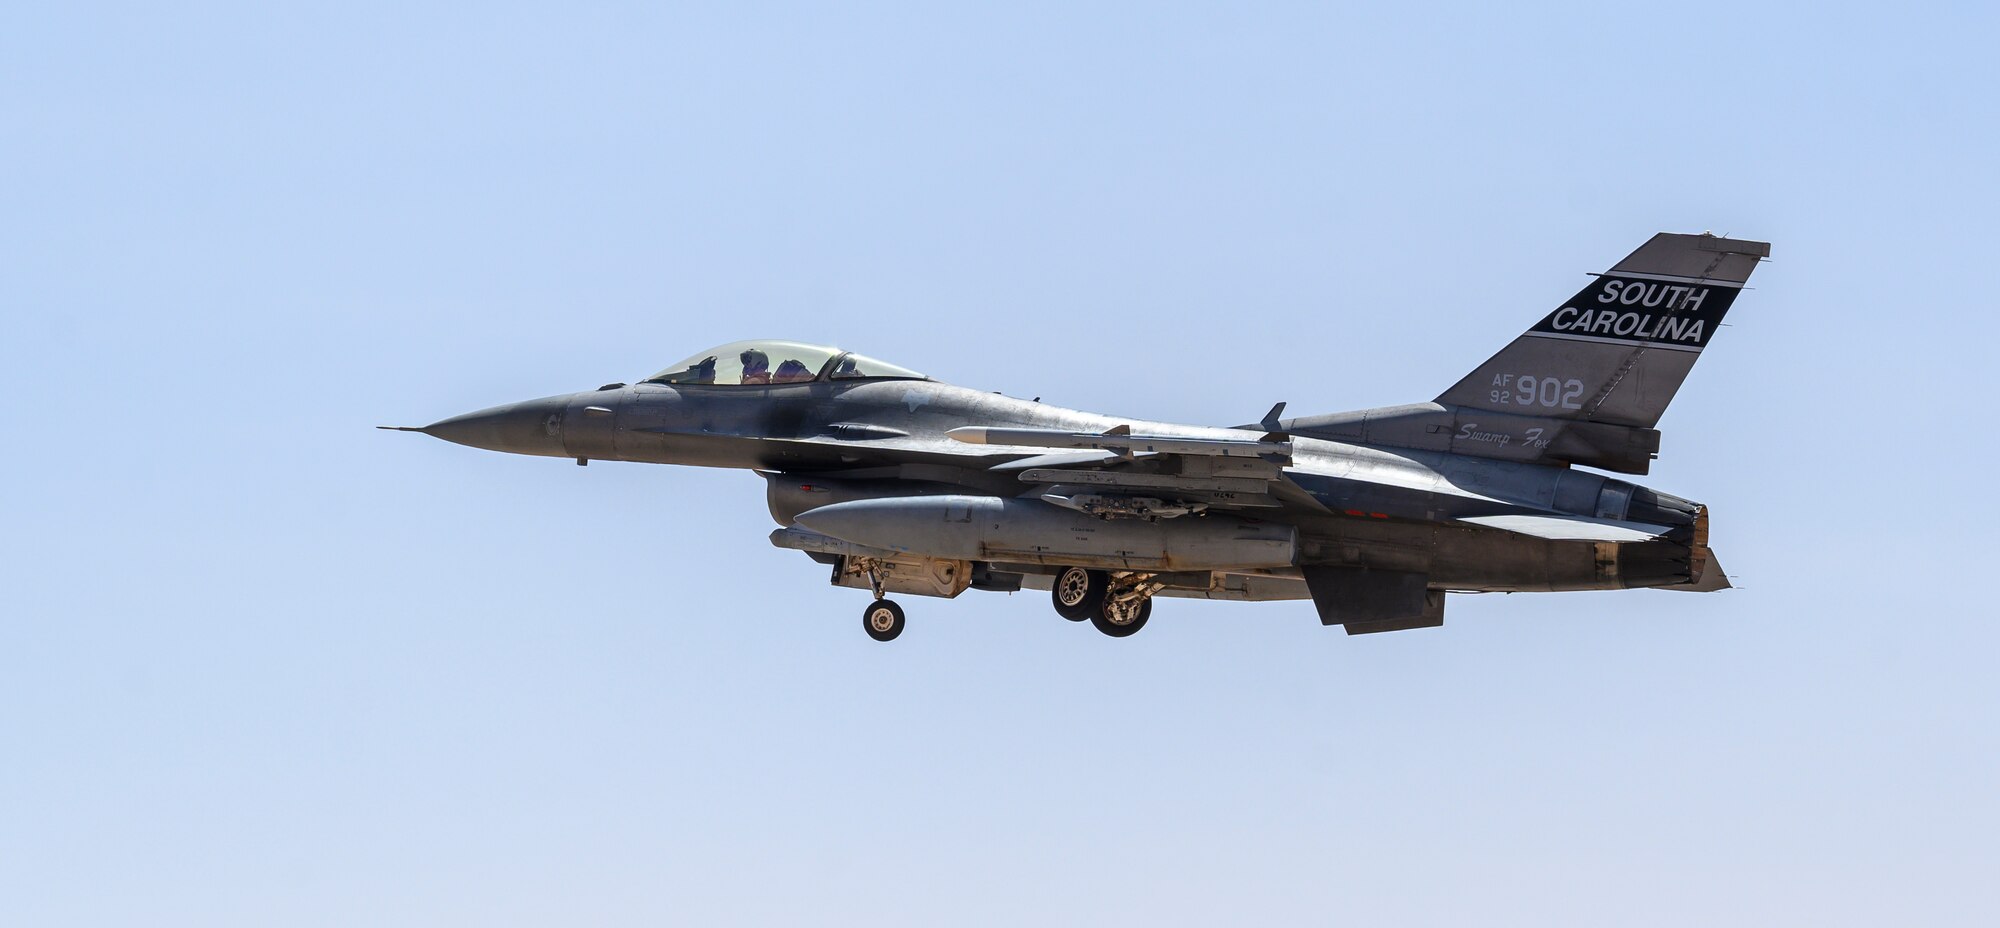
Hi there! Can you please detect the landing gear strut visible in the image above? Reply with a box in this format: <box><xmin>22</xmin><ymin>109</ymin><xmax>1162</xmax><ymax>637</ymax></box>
<box><xmin>1091</xmin><ymin>594</ymin><xmax>1152</xmax><ymax>637</ymax></box>
<box><xmin>848</xmin><ymin>560</ymin><xmax>904</xmax><ymax>640</ymax></box>
<box><xmin>1063</xmin><ymin>569</ymin><xmax>1161</xmax><ymax>637</ymax></box>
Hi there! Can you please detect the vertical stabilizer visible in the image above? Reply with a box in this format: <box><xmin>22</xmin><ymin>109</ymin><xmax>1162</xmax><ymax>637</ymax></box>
<box><xmin>1436</xmin><ymin>233</ymin><xmax>1769</xmax><ymax>429</ymax></box>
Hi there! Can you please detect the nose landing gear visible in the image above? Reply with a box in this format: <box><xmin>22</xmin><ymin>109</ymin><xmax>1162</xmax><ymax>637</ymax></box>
<box><xmin>862</xmin><ymin>598</ymin><xmax>905</xmax><ymax>642</ymax></box>
<box><xmin>849</xmin><ymin>557</ymin><xmax>906</xmax><ymax>642</ymax></box>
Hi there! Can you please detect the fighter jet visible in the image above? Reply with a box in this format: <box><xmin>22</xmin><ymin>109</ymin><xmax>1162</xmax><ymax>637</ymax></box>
<box><xmin>385</xmin><ymin>232</ymin><xmax>1766</xmax><ymax>641</ymax></box>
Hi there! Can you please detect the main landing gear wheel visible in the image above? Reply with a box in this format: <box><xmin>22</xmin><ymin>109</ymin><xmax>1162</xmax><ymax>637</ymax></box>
<box><xmin>862</xmin><ymin>599</ymin><xmax>905</xmax><ymax>642</ymax></box>
<box><xmin>1051</xmin><ymin>567</ymin><xmax>1107</xmax><ymax>622</ymax></box>
<box><xmin>1091</xmin><ymin>596</ymin><xmax>1152</xmax><ymax>638</ymax></box>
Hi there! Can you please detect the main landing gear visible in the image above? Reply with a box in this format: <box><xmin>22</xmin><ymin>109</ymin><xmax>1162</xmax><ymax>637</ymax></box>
<box><xmin>1092</xmin><ymin>594</ymin><xmax>1151</xmax><ymax>638</ymax></box>
<box><xmin>1051</xmin><ymin>566</ymin><xmax>1102</xmax><ymax>621</ymax></box>
<box><xmin>1051</xmin><ymin>567</ymin><xmax>1158</xmax><ymax>638</ymax></box>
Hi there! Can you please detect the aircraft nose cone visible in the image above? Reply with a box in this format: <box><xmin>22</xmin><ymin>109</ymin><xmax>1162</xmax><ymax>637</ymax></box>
<box><xmin>422</xmin><ymin>394</ymin><xmax>575</xmax><ymax>457</ymax></box>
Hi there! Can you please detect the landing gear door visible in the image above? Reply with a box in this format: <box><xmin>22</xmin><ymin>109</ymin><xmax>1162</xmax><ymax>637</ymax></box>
<box><xmin>834</xmin><ymin>555</ymin><xmax>973</xmax><ymax>599</ymax></box>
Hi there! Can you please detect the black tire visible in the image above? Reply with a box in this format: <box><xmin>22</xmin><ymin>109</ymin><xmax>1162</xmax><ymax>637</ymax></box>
<box><xmin>862</xmin><ymin>599</ymin><xmax>905</xmax><ymax>642</ymax></box>
<box><xmin>1090</xmin><ymin>596</ymin><xmax>1152</xmax><ymax>638</ymax></box>
<box><xmin>1051</xmin><ymin>567</ymin><xmax>1105</xmax><ymax>622</ymax></box>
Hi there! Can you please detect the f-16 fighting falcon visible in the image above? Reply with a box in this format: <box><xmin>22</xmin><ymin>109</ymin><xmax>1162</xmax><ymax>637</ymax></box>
<box><xmin>385</xmin><ymin>232</ymin><xmax>1767</xmax><ymax>641</ymax></box>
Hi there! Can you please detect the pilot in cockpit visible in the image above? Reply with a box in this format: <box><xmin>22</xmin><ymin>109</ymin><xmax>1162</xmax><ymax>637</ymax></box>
<box><xmin>772</xmin><ymin>358</ymin><xmax>815</xmax><ymax>383</ymax></box>
<box><xmin>642</xmin><ymin>342</ymin><xmax>925</xmax><ymax>388</ymax></box>
<box><xmin>739</xmin><ymin>349</ymin><xmax>772</xmax><ymax>385</ymax></box>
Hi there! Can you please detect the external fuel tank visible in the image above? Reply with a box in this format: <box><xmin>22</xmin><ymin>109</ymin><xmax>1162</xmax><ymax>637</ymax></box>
<box><xmin>792</xmin><ymin>495</ymin><xmax>1296</xmax><ymax>572</ymax></box>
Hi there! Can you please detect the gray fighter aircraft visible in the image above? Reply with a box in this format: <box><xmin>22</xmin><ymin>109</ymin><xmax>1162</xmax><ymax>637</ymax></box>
<box><xmin>386</xmin><ymin>232</ymin><xmax>1766</xmax><ymax>641</ymax></box>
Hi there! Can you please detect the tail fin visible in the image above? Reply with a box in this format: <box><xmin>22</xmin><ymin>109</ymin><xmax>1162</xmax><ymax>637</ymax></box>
<box><xmin>1436</xmin><ymin>232</ymin><xmax>1769</xmax><ymax>429</ymax></box>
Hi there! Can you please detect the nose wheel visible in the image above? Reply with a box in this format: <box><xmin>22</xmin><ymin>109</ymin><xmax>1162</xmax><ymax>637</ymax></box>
<box><xmin>862</xmin><ymin>599</ymin><xmax>906</xmax><ymax>642</ymax></box>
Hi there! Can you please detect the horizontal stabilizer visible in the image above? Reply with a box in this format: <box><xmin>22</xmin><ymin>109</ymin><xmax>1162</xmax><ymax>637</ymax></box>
<box><xmin>1457</xmin><ymin>513</ymin><xmax>1670</xmax><ymax>542</ymax></box>
<box><xmin>1662</xmin><ymin>550</ymin><xmax>1732</xmax><ymax>592</ymax></box>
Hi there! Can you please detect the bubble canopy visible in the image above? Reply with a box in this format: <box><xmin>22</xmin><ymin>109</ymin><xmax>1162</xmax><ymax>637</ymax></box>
<box><xmin>643</xmin><ymin>340</ymin><xmax>926</xmax><ymax>387</ymax></box>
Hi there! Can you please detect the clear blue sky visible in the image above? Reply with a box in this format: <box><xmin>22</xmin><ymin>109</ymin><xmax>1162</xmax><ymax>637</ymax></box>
<box><xmin>4</xmin><ymin>3</ymin><xmax>1995</xmax><ymax>925</ymax></box>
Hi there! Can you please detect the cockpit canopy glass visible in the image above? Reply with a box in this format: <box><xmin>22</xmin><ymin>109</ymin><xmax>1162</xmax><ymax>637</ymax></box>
<box><xmin>644</xmin><ymin>340</ymin><xmax>924</xmax><ymax>386</ymax></box>
<box><xmin>827</xmin><ymin>352</ymin><xmax>925</xmax><ymax>381</ymax></box>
